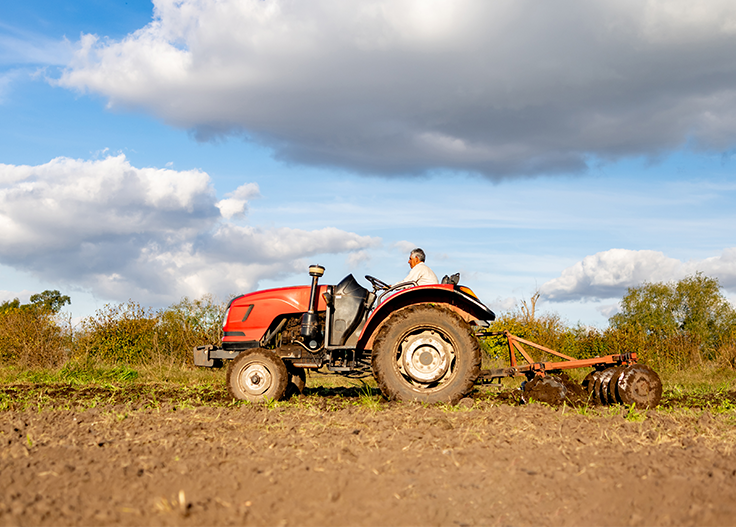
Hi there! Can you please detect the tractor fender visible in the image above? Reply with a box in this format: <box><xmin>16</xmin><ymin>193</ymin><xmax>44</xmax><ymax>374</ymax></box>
<box><xmin>356</xmin><ymin>284</ymin><xmax>495</xmax><ymax>352</ymax></box>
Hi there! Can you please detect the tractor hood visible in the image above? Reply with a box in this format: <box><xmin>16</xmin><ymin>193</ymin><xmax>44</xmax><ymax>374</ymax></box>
<box><xmin>224</xmin><ymin>285</ymin><xmax>329</xmax><ymax>343</ymax></box>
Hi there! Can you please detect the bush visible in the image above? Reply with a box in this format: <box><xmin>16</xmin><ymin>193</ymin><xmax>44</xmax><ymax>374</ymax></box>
<box><xmin>0</xmin><ymin>290</ymin><xmax>71</xmax><ymax>368</ymax></box>
<box><xmin>74</xmin><ymin>296</ymin><xmax>225</xmax><ymax>367</ymax></box>
<box><xmin>156</xmin><ymin>295</ymin><xmax>225</xmax><ymax>365</ymax></box>
<box><xmin>482</xmin><ymin>311</ymin><xmax>609</xmax><ymax>363</ymax></box>
<box><xmin>75</xmin><ymin>302</ymin><xmax>159</xmax><ymax>365</ymax></box>
<box><xmin>0</xmin><ymin>308</ymin><xmax>70</xmax><ymax>368</ymax></box>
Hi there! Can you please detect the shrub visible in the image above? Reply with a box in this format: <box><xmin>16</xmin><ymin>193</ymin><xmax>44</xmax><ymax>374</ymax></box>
<box><xmin>74</xmin><ymin>296</ymin><xmax>226</xmax><ymax>367</ymax></box>
<box><xmin>0</xmin><ymin>290</ymin><xmax>71</xmax><ymax>368</ymax></box>
<box><xmin>75</xmin><ymin>302</ymin><xmax>158</xmax><ymax>365</ymax></box>
<box><xmin>156</xmin><ymin>295</ymin><xmax>225</xmax><ymax>365</ymax></box>
<box><xmin>0</xmin><ymin>308</ymin><xmax>69</xmax><ymax>368</ymax></box>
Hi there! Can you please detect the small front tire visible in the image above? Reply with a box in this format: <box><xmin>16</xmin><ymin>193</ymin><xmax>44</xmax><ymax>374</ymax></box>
<box><xmin>227</xmin><ymin>349</ymin><xmax>289</xmax><ymax>402</ymax></box>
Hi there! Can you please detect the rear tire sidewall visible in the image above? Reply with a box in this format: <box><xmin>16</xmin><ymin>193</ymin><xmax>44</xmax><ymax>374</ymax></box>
<box><xmin>371</xmin><ymin>305</ymin><xmax>480</xmax><ymax>404</ymax></box>
<box><xmin>227</xmin><ymin>349</ymin><xmax>289</xmax><ymax>403</ymax></box>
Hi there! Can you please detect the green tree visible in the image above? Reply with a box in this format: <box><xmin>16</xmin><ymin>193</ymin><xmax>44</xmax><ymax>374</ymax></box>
<box><xmin>29</xmin><ymin>290</ymin><xmax>71</xmax><ymax>314</ymax></box>
<box><xmin>610</xmin><ymin>273</ymin><xmax>736</xmax><ymax>359</ymax></box>
<box><xmin>0</xmin><ymin>290</ymin><xmax>70</xmax><ymax>315</ymax></box>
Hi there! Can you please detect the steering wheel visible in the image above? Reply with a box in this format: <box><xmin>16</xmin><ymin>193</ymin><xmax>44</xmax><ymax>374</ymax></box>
<box><xmin>365</xmin><ymin>275</ymin><xmax>391</xmax><ymax>291</ymax></box>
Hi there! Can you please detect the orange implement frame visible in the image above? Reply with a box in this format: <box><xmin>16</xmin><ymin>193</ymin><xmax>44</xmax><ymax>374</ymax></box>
<box><xmin>476</xmin><ymin>330</ymin><xmax>638</xmax><ymax>382</ymax></box>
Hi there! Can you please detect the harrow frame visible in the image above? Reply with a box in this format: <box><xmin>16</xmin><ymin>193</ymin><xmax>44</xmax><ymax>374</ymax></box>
<box><xmin>474</xmin><ymin>330</ymin><xmax>662</xmax><ymax>408</ymax></box>
<box><xmin>475</xmin><ymin>330</ymin><xmax>638</xmax><ymax>382</ymax></box>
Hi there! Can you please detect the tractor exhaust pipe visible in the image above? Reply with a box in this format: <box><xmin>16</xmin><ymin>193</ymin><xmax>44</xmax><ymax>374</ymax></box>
<box><xmin>301</xmin><ymin>265</ymin><xmax>325</xmax><ymax>348</ymax></box>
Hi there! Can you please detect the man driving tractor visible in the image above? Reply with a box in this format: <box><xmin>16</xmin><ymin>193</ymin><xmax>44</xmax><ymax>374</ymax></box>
<box><xmin>400</xmin><ymin>247</ymin><xmax>439</xmax><ymax>286</ymax></box>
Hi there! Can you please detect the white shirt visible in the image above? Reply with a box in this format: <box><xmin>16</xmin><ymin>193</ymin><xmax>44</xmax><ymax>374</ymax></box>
<box><xmin>402</xmin><ymin>262</ymin><xmax>439</xmax><ymax>286</ymax></box>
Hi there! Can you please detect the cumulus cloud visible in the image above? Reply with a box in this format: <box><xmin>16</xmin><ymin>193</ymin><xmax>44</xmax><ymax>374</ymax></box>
<box><xmin>541</xmin><ymin>248</ymin><xmax>736</xmax><ymax>301</ymax></box>
<box><xmin>56</xmin><ymin>0</ymin><xmax>736</xmax><ymax>178</ymax></box>
<box><xmin>393</xmin><ymin>240</ymin><xmax>417</xmax><ymax>254</ymax></box>
<box><xmin>0</xmin><ymin>155</ymin><xmax>379</xmax><ymax>304</ymax></box>
<box><xmin>216</xmin><ymin>182</ymin><xmax>261</xmax><ymax>219</ymax></box>
<box><xmin>0</xmin><ymin>289</ymin><xmax>33</xmax><ymax>304</ymax></box>
<box><xmin>347</xmin><ymin>250</ymin><xmax>371</xmax><ymax>268</ymax></box>
<box><xmin>489</xmin><ymin>296</ymin><xmax>518</xmax><ymax>313</ymax></box>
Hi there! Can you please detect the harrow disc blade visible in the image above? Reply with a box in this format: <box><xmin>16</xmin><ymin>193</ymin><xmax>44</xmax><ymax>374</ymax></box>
<box><xmin>617</xmin><ymin>364</ymin><xmax>662</xmax><ymax>409</ymax></box>
<box><xmin>607</xmin><ymin>366</ymin><xmax>627</xmax><ymax>405</ymax></box>
<box><xmin>522</xmin><ymin>375</ymin><xmax>569</xmax><ymax>405</ymax></box>
<box><xmin>597</xmin><ymin>368</ymin><xmax>617</xmax><ymax>405</ymax></box>
<box><xmin>583</xmin><ymin>370</ymin><xmax>604</xmax><ymax>404</ymax></box>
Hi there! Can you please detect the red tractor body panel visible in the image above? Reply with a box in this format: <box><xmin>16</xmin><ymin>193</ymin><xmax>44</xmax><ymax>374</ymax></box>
<box><xmin>223</xmin><ymin>285</ymin><xmax>329</xmax><ymax>344</ymax></box>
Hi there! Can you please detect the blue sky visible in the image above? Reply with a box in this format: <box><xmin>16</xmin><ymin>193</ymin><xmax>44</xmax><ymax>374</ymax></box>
<box><xmin>1</xmin><ymin>0</ymin><xmax>736</xmax><ymax>326</ymax></box>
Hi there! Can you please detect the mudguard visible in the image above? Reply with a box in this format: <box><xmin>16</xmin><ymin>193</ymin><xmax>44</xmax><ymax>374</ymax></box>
<box><xmin>356</xmin><ymin>284</ymin><xmax>495</xmax><ymax>352</ymax></box>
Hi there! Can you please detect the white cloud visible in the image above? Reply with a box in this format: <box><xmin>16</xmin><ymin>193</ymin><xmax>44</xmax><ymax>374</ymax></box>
<box><xmin>393</xmin><ymin>240</ymin><xmax>416</xmax><ymax>254</ymax></box>
<box><xmin>0</xmin><ymin>70</ymin><xmax>17</xmax><ymax>103</ymax></box>
<box><xmin>541</xmin><ymin>248</ymin><xmax>736</xmax><ymax>301</ymax></box>
<box><xmin>216</xmin><ymin>182</ymin><xmax>261</xmax><ymax>219</ymax></box>
<box><xmin>694</xmin><ymin>247</ymin><xmax>736</xmax><ymax>289</ymax></box>
<box><xmin>56</xmin><ymin>0</ymin><xmax>736</xmax><ymax>178</ymax></box>
<box><xmin>597</xmin><ymin>303</ymin><xmax>620</xmax><ymax>319</ymax></box>
<box><xmin>489</xmin><ymin>296</ymin><xmax>518</xmax><ymax>313</ymax></box>
<box><xmin>0</xmin><ymin>155</ymin><xmax>380</xmax><ymax>305</ymax></box>
<box><xmin>347</xmin><ymin>250</ymin><xmax>371</xmax><ymax>268</ymax></box>
<box><xmin>0</xmin><ymin>289</ymin><xmax>33</xmax><ymax>304</ymax></box>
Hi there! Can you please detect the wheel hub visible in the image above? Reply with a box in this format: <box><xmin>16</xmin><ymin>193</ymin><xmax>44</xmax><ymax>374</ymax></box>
<box><xmin>239</xmin><ymin>363</ymin><xmax>272</xmax><ymax>396</ymax></box>
<box><xmin>401</xmin><ymin>331</ymin><xmax>451</xmax><ymax>383</ymax></box>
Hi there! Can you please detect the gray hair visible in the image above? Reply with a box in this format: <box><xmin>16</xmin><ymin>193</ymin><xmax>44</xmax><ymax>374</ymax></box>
<box><xmin>410</xmin><ymin>248</ymin><xmax>426</xmax><ymax>262</ymax></box>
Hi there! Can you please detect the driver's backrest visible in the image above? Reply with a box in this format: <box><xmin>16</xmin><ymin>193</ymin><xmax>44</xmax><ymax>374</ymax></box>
<box><xmin>331</xmin><ymin>274</ymin><xmax>369</xmax><ymax>346</ymax></box>
<box><xmin>441</xmin><ymin>273</ymin><xmax>460</xmax><ymax>285</ymax></box>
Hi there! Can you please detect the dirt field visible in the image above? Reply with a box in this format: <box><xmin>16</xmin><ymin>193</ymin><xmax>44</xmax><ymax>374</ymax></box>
<box><xmin>2</xmin><ymin>384</ymin><xmax>736</xmax><ymax>526</ymax></box>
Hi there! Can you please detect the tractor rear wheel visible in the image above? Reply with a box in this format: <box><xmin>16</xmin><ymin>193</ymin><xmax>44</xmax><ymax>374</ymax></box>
<box><xmin>371</xmin><ymin>305</ymin><xmax>480</xmax><ymax>404</ymax></box>
<box><xmin>227</xmin><ymin>349</ymin><xmax>289</xmax><ymax>403</ymax></box>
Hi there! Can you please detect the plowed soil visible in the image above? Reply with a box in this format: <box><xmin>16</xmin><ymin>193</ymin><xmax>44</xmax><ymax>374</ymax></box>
<box><xmin>2</xmin><ymin>384</ymin><xmax>736</xmax><ymax>526</ymax></box>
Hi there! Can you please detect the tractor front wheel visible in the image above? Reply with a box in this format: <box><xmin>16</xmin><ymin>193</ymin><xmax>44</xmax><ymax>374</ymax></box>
<box><xmin>227</xmin><ymin>349</ymin><xmax>289</xmax><ymax>402</ymax></box>
<box><xmin>371</xmin><ymin>305</ymin><xmax>480</xmax><ymax>404</ymax></box>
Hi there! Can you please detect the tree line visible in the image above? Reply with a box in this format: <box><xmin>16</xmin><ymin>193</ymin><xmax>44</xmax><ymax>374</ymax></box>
<box><xmin>1</xmin><ymin>273</ymin><xmax>735</xmax><ymax>371</ymax></box>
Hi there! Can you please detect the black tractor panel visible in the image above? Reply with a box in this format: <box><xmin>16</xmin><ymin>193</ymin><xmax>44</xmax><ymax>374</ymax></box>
<box><xmin>330</xmin><ymin>274</ymin><xmax>369</xmax><ymax>346</ymax></box>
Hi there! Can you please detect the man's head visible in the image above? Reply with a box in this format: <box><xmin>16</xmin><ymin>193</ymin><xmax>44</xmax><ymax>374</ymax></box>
<box><xmin>408</xmin><ymin>248</ymin><xmax>426</xmax><ymax>268</ymax></box>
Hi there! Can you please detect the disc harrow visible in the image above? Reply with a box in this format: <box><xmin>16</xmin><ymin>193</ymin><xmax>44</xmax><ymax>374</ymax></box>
<box><xmin>475</xmin><ymin>330</ymin><xmax>662</xmax><ymax>408</ymax></box>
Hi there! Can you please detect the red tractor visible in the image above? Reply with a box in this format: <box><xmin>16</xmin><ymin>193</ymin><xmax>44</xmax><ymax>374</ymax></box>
<box><xmin>194</xmin><ymin>265</ymin><xmax>496</xmax><ymax>404</ymax></box>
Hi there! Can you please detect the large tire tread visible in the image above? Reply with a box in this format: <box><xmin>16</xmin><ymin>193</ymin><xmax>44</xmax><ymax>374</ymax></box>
<box><xmin>371</xmin><ymin>304</ymin><xmax>480</xmax><ymax>404</ymax></box>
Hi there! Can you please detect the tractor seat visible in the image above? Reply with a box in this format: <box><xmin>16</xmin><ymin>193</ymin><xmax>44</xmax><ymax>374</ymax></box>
<box><xmin>441</xmin><ymin>273</ymin><xmax>460</xmax><ymax>285</ymax></box>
